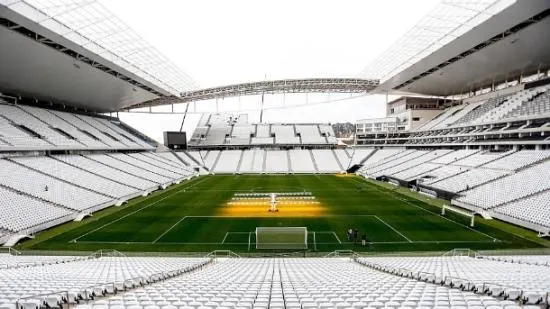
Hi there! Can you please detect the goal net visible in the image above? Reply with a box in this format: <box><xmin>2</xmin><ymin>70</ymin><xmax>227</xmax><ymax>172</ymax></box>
<box><xmin>255</xmin><ymin>227</ymin><xmax>308</xmax><ymax>249</ymax></box>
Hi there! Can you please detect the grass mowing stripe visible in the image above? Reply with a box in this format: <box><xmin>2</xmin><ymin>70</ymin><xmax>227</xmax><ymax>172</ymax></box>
<box><xmin>72</xmin><ymin>176</ymin><xmax>210</xmax><ymax>242</ymax></box>
<box><xmin>374</xmin><ymin>215</ymin><xmax>412</xmax><ymax>243</ymax></box>
<box><xmin>26</xmin><ymin>174</ymin><xmax>546</xmax><ymax>253</ymax></box>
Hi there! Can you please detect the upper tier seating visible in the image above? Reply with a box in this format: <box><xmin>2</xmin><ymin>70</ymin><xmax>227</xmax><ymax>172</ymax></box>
<box><xmin>296</xmin><ymin>125</ymin><xmax>326</xmax><ymax>144</ymax></box>
<box><xmin>452</xmin><ymin>97</ymin><xmax>508</xmax><ymax>126</ymax></box>
<box><xmin>482</xmin><ymin>150</ymin><xmax>550</xmax><ymax>171</ymax></box>
<box><xmin>272</xmin><ymin>125</ymin><xmax>300</xmax><ymax>144</ymax></box>
<box><xmin>503</xmin><ymin>89</ymin><xmax>550</xmax><ymax>118</ymax></box>
<box><xmin>17</xmin><ymin>105</ymin><xmax>105</xmax><ymax>148</ymax></box>
<box><xmin>475</xmin><ymin>87</ymin><xmax>547</xmax><ymax>124</ymax></box>
<box><xmin>430</xmin><ymin>101</ymin><xmax>485</xmax><ymax>130</ymax></box>
<box><xmin>0</xmin><ymin>103</ymin><xmax>153</xmax><ymax>151</ymax></box>
<box><xmin>417</xmin><ymin>105</ymin><xmax>464</xmax><ymax>130</ymax></box>
<box><xmin>229</xmin><ymin>125</ymin><xmax>253</xmax><ymax>145</ymax></box>
<box><xmin>0</xmin><ymin>104</ymin><xmax>79</xmax><ymax>147</ymax></box>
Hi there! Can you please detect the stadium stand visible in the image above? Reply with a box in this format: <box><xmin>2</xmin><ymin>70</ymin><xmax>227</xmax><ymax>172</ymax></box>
<box><xmin>2</xmin><ymin>0</ymin><xmax>550</xmax><ymax>303</ymax></box>
<box><xmin>273</xmin><ymin>124</ymin><xmax>301</xmax><ymax>145</ymax></box>
<box><xmin>453</xmin><ymin>160</ymin><xmax>550</xmax><ymax>210</ymax></box>
<box><xmin>56</xmin><ymin>155</ymin><xmax>158</xmax><ymax>191</ymax></box>
<box><xmin>311</xmin><ymin>149</ymin><xmax>342</xmax><ymax>173</ymax></box>
<box><xmin>0</xmin><ymin>256</ymin><xmax>210</xmax><ymax>308</ymax></box>
<box><xmin>265</xmin><ymin>150</ymin><xmax>289</xmax><ymax>173</ymax></box>
<box><xmin>288</xmin><ymin>149</ymin><xmax>316</xmax><ymax>173</ymax></box>
<box><xmin>356</xmin><ymin>255</ymin><xmax>550</xmax><ymax>304</ymax></box>
<box><xmin>0</xmin><ymin>251</ymin><xmax>548</xmax><ymax>308</ymax></box>
<box><xmin>333</xmin><ymin>149</ymin><xmax>351</xmax><ymax>169</ymax></box>
<box><xmin>213</xmin><ymin>150</ymin><xmax>243</xmax><ymax>173</ymax></box>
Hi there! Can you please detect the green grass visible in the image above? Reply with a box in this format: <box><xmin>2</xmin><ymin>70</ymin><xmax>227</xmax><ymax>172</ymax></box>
<box><xmin>18</xmin><ymin>174</ymin><xmax>550</xmax><ymax>253</ymax></box>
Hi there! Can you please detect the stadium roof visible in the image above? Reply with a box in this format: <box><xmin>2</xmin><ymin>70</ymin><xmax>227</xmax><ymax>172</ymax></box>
<box><xmin>360</xmin><ymin>0</ymin><xmax>517</xmax><ymax>82</ymax></box>
<box><xmin>366</xmin><ymin>0</ymin><xmax>550</xmax><ymax>96</ymax></box>
<box><xmin>0</xmin><ymin>0</ymin><xmax>197</xmax><ymax>112</ymax></box>
<box><xmin>128</xmin><ymin>78</ymin><xmax>380</xmax><ymax>110</ymax></box>
<box><xmin>4</xmin><ymin>0</ymin><xmax>197</xmax><ymax>95</ymax></box>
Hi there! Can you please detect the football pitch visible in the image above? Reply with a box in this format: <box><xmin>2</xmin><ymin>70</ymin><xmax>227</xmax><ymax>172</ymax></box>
<box><xmin>21</xmin><ymin>174</ymin><xmax>550</xmax><ymax>253</ymax></box>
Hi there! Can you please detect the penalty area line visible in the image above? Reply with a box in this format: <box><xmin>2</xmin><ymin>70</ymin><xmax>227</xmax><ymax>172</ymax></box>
<box><xmin>351</xmin><ymin>177</ymin><xmax>498</xmax><ymax>242</ymax></box>
<box><xmin>332</xmin><ymin>232</ymin><xmax>342</xmax><ymax>244</ymax></box>
<box><xmin>152</xmin><ymin>216</ymin><xmax>188</xmax><ymax>244</ymax></box>
<box><xmin>70</xmin><ymin>176</ymin><xmax>210</xmax><ymax>243</ymax></box>
<box><xmin>374</xmin><ymin>215</ymin><xmax>413</xmax><ymax>243</ymax></box>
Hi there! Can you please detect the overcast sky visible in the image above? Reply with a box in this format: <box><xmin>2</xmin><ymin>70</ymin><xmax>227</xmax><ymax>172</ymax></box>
<box><xmin>99</xmin><ymin>0</ymin><xmax>440</xmax><ymax>142</ymax></box>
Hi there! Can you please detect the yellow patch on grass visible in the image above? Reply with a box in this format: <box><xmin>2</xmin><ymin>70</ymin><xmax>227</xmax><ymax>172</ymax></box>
<box><xmin>219</xmin><ymin>200</ymin><xmax>326</xmax><ymax>217</ymax></box>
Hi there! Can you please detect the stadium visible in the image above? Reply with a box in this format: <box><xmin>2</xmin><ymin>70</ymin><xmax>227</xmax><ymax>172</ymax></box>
<box><xmin>1</xmin><ymin>0</ymin><xmax>550</xmax><ymax>308</ymax></box>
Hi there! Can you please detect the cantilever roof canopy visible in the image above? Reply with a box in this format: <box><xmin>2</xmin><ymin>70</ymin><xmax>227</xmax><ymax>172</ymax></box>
<box><xmin>3</xmin><ymin>0</ymin><xmax>197</xmax><ymax>95</ymax></box>
<box><xmin>364</xmin><ymin>0</ymin><xmax>550</xmax><ymax>96</ymax></box>
<box><xmin>0</xmin><ymin>0</ymin><xmax>196</xmax><ymax>112</ymax></box>
<box><xmin>360</xmin><ymin>0</ymin><xmax>517</xmax><ymax>82</ymax></box>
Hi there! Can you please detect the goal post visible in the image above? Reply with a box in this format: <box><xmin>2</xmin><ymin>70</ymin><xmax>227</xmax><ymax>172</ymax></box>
<box><xmin>255</xmin><ymin>227</ymin><xmax>308</xmax><ymax>249</ymax></box>
<box><xmin>442</xmin><ymin>204</ymin><xmax>475</xmax><ymax>227</ymax></box>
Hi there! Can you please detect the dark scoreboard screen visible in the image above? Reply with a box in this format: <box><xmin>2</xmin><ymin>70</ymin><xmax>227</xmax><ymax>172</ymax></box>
<box><xmin>163</xmin><ymin>131</ymin><xmax>187</xmax><ymax>149</ymax></box>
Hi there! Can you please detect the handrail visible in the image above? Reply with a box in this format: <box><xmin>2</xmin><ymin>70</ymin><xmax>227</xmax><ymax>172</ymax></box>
<box><xmin>206</xmin><ymin>250</ymin><xmax>241</xmax><ymax>258</ymax></box>
<box><xmin>16</xmin><ymin>290</ymin><xmax>69</xmax><ymax>309</ymax></box>
<box><xmin>324</xmin><ymin>250</ymin><xmax>356</xmax><ymax>258</ymax></box>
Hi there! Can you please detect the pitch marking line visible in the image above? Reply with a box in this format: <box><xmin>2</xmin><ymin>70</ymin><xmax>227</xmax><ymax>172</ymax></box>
<box><xmin>221</xmin><ymin>232</ymin><xmax>229</xmax><ymax>244</ymax></box>
<box><xmin>350</xmin><ymin>177</ymin><xmax>499</xmax><ymax>241</ymax></box>
<box><xmin>152</xmin><ymin>216</ymin><xmax>188</xmax><ymax>244</ymax></box>
<box><xmin>332</xmin><ymin>232</ymin><xmax>342</xmax><ymax>244</ymax></box>
<box><xmin>70</xmin><ymin>176</ymin><xmax>210</xmax><ymax>243</ymax></box>
<box><xmin>374</xmin><ymin>215</ymin><xmax>413</xmax><ymax>243</ymax></box>
<box><xmin>74</xmin><ymin>239</ymin><xmax>500</xmax><ymax>245</ymax></box>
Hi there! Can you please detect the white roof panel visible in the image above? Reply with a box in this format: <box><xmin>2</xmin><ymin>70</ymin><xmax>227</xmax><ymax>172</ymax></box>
<box><xmin>2</xmin><ymin>0</ymin><xmax>197</xmax><ymax>95</ymax></box>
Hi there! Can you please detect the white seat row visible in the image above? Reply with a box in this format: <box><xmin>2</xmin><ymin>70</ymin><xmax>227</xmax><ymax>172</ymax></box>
<box><xmin>357</xmin><ymin>255</ymin><xmax>550</xmax><ymax>303</ymax></box>
<box><xmin>0</xmin><ymin>187</ymin><xmax>72</xmax><ymax>232</ymax></box>
<box><xmin>11</xmin><ymin>156</ymin><xmax>137</xmax><ymax>199</ymax></box>
<box><xmin>454</xmin><ymin>159</ymin><xmax>550</xmax><ymax>209</ymax></box>
<box><xmin>79</xmin><ymin>258</ymin><xmax>521</xmax><ymax>309</ymax></box>
<box><xmin>492</xmin><ymin>191</ymin><xmax>550</xmax><ymax>228</ymax></box>
<box><xmin>0</xmin><ymin>159</ymin><xmax>111</xmax><ymax>211</ymax></box>
<box><xmin>0</xmin><ymin>257</ymin><xmax>209</xmax><ymax>308</ymax></box>
<box><xmin>0</xmin><ymin>103</ymin><xmax>153</xmax><ymax>151</ymax></box>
